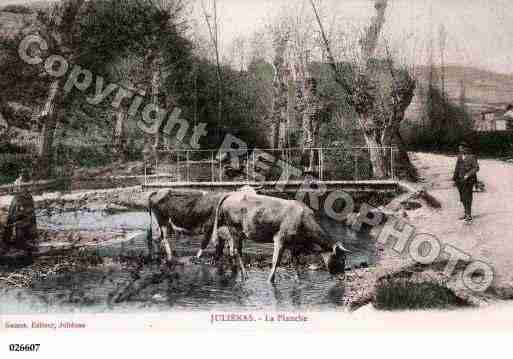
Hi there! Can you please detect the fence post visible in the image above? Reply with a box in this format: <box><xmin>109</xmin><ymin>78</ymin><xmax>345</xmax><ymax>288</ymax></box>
<box><xmin>176</xmin><ymin>151</ymin><xmax>180</xmax><ymax>182</ymax></box>
<box><xmin>316</xmin><ymin>148</ymin><xmax>319</xmax><ymax>179</ymax></box>
<box><xmin>211</xmin><ymin>151</ymin><xmax>215</xmax><ymax>183</ymax></box>
<box><xmin>186</xmin><ymin>150</ymin><xmax>190</xmax><ymax>182</ymax></box>
<box><xmin>391</xmin><ymin>147</ymin><xmax>395</xmax><ymax>180</ymax></box>
<box><xmin>252</xmin><ymin>151</ymin><xmax>256</xmax><ymax>183</ymax></box>
<box><xmin>354</xmin><ymin>150</ymin><xmax>359</xmax><ymax>181</ymax></box>
<box><xmin>219</xmin><ymin>151</ymin><xmax>222</xmax><ymax>182</ymax></box>
<box><xmin>155</xmin><ymin>153</ymin><xmax>158</xmax><ymax>184</ymax></box>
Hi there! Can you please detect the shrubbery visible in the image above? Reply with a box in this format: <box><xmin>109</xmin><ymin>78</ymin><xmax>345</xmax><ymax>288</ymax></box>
<box><xmin>374</xmin><ymin>278</ymin><xmax>469</xmax><ymax>310</ymax></box>
<box><xmin>470</xmin><ymin>131</ymin><xmax>513</xmax><ymax>157</ymax></box>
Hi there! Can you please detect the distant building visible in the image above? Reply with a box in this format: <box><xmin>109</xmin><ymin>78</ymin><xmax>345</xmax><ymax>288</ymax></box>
<box><xmin>474</xmin><ymin>105</ymin><xmax>513</xmax><ymax>131</ymax></box>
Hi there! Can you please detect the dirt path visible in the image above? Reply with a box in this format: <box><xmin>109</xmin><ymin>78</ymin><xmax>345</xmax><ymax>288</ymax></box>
<box><xmin>405</xmin><ymin>152</ymin><xmax>513</xmax><ymax>295</ymax></box>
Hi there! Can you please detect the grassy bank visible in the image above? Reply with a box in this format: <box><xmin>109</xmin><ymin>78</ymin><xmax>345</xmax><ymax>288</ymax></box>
<box><xmin>374</xmin><ymin>278</ymin><xmax>470</xmax><ymax>310</ymax></box>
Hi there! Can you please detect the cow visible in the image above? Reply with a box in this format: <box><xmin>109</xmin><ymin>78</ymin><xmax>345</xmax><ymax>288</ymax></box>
<box><xmin>209</xmin><ymin>192</ymin><xmax>349</xmax><ymax>283</ymax></box>
<box><xmin>148</xmin><ymin>189</ymin><xmax>224</xmax><ymax>262</ymax></box>
<box><xmin>147</xmin><ymin>186</ymin><xmax>259</xmax><ymax>262</ymax></box>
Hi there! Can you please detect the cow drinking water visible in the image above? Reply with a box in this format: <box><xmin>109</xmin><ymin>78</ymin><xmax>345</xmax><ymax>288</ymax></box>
<box><xmin>147</xmin><ymin>189</ymin><xmax>227</xmax><ymax>262</ymax></box>
<box><xmin>209</xmin><ymin>192</ymin><xmax>349</xmax><ymax>283</ymax></box>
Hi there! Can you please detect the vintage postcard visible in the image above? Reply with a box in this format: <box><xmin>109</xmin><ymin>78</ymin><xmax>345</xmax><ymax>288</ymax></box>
<box><xmin>1</xmin><ymin>0</ymin><xmax>513</xmax><ymax>351</ymax></box>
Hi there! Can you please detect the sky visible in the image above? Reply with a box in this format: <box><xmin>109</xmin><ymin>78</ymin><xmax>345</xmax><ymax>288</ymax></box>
<box><xmin>3</xmin><ymin>0</ymin><xmax>513</xmax><ymax>74</ymax></box>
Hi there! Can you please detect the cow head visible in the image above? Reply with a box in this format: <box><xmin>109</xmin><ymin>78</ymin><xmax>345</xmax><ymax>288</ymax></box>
<box><xmin>321</xmin><ymin>243</ymin><xmax>349</xmax><ymax>275</ymax></box>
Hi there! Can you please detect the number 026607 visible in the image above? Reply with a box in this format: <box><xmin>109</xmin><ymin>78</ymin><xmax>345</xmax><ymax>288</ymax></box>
<box><xmin>9</xmin><ymin>344</ymin><xmax>40</xmax><ymax>352</ymax></box>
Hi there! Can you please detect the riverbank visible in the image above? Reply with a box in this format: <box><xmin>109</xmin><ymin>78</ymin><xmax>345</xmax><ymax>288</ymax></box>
<box><xmin>6</xmin><ymin>153</ymin><xmax>512</xmax><ymax>312</ymax></box>
<box><xmin>352</xmin><ymin>152</ymin><xmax>513</xmax><ymax>310</ymax></box>
<box><xmin>0</xmin><ymin>185</ymin><xmax>376</xmax><ymax>311</ymax></box>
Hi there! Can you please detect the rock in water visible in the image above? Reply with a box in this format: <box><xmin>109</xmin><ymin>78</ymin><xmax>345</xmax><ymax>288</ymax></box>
<box><xmin>0</xmin><ymin>191</ymin><xmax>38</xmax><ymax>258</ymax></box>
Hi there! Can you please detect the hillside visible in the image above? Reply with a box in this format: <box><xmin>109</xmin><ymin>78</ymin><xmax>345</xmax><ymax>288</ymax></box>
<box><xmin>405</xmin><ymin>65</ymin><xmax>513</xmax><ymax>122</ymax></box>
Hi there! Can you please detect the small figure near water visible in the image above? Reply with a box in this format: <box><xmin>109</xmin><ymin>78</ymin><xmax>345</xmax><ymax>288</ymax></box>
<box><xmin>452</xmin><ymin>142</ymin><xmax>480</xmax><ymax>224</ymax></box>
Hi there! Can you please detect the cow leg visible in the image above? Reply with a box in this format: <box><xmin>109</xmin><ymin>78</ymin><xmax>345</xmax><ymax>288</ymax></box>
<box><xmin>214</xmin><ymin>234</ymin><xmax>226</xmax><ymax>263</ymax></box>
<box><xmin>146</xmin><ymin>226</ymin><xmax>156</xmax><ymax>260</ymax></box>
<box><xmin>197</xmin><ymin>225</ymin><xmax>228</xmax><ymax>260</ymax></box>
<box><xmin>227</xmin><ymin>231</ymin><xmax>238</xmax><ymax>275</ymax></box>
<box><xmin>235</xmin><ymin>236</ymin><xmax>247</xmax><ymax>281</ymax></box>
<box><xmin>160</xmin><ymin>225</ymin><xmax>175</xmax><ymax>263</ymax></box>
<box><xmin>290</xmin><ymin>248</ymin><xmax>301</xmax><ymax>282</ymax></box>
<box><xmin>196</xmin><ymin>236</ymin><xmax>209</xmax><ymax>259</ymax></box>
<box><xmin>268</xmin><ymin>235</ymin><xmax>285</xmax><ymax>284</ymax></box>
<box><xmin>226</xmin><ymin>229</ymin><xmax>246</xmax><ymax>281</ymax></box>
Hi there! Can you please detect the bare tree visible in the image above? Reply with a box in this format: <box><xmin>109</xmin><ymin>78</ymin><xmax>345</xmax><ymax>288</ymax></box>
<box><xmin>309</xmin><ymin>0</ymin><xmax>419</xmax><ymax>179</ymax></box>
<box><xmin>228</xmin><ymin>36</ymin><xmax>246</xmax><ymax>72</ymax></box>
<box><xmin>266</xmin><ymin>6</ymin><xmax>325</xmax><ymax>170</ymax></box>
<box><xmin>35</xmin><ymin>0</ymin><xmax>86</xmax><ymax>179</ymax></box>
<box><xmin>146</xmin><ymin>0</ymin><xmax>186</xmax><ymax>153</ymax></box>
<box><xmin>107</xmin><ymin>54</ymin><xmax>147</xmax><ymax>161</ymax></box>
<box><xmin>436</xmin><ymin>23</ymin><xmax>447</xmax><ymax>148</ymax></box>
<box><xmin>269</xmin><ymin>20</ymin><xmax>291</xmax><ymax>149</ymax></box>
<box><xmin>201</xmin><ymin>0</ymin><xmax>223</xmax><ymax>141</ymax></box>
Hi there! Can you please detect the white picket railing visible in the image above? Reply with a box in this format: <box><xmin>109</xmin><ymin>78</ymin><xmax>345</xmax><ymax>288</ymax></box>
<box><xmin>145</xmin><ymin>146</ymin><xmax>398</xmax><ymax>185</ymax></box>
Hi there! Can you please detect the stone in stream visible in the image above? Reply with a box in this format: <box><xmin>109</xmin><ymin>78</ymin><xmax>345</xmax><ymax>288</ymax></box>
<box><xmin>0</xmin><ymin>191</ymin><xmax>38</xmax><ymax>261</ymax></box>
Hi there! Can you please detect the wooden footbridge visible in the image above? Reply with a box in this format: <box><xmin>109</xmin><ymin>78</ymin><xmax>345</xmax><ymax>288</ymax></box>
<box><xmin>142</xmin><ymin>147</ymin><xmax>401</xmax><ymax>194</ymax></box>
<box><xmin>0</xmin><ymin>146</ymin><xmax>401</xmax><ymax>195</ymax></box>
<box><xmin>141</xmin><ymin>179</ymin><xmax>399</xmax><ymax>194</ymax></box>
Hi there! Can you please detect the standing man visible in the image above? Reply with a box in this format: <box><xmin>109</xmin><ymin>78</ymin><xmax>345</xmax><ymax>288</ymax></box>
<box><xmin>452</xmin><ymin>142</ymin><xmax>480</xmax><ymax>223</ymax></box>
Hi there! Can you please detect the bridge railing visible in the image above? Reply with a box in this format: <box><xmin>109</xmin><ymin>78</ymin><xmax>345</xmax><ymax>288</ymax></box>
<box><xmin>145</xmin><ymin>146</ymin><xmax>398</xmax><ymax>185</ymax></box>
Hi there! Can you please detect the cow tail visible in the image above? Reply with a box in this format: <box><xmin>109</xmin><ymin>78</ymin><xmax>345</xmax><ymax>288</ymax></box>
<box><xmin>210</xmin><ymin>193</ymin><xmax>231</xmax><ymax>247</ymax></box>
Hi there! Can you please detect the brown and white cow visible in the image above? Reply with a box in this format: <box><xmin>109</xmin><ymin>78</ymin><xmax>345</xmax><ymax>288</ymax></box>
<box><xmin>210</xmin><ymin>192</ymin><xmax>349</xmax><ymax>283</ymax></box>
<box><xmin>148</xmin><ymin>189</ymin><xmax>225</xmax><ymax>262</ymax></box>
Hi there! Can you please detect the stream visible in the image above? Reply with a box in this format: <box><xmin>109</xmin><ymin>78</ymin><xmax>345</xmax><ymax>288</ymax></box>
<box><xmin>0</xmin><ymin>209</ymin><xmax>376</xmax><ymax>313</ymax></box>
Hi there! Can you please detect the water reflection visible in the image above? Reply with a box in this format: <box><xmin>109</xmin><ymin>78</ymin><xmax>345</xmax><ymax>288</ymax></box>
<box><xmin>1</xmin><ymin>261</ymin><xmax>346</xmax><ymax>314</ymax></box>
<box><xmin>9</xmin><ymin>209</ymin><xmax>366</xmax><ymax>313</ymax></box>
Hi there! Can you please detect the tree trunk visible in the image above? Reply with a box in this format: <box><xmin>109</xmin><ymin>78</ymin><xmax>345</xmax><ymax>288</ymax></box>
<box><xmin>386</xmin><ymin>122</ymin><xmax>418</xmax><ymax>181</ymax></box>
<box><xmin>0</xmin><ymin>192</ymin><xmax>37</xmax><ymax>256</ymax></box>
<box><xmin>271</xmin><ymin>119</ymin><xmax>280</xmax><ymax>149</ymax></box>
<box><xmin>113</xmin><ymin>110</ymin><xmax>127</xmax><ymax>161</ymax></box>
<box><xmin>302</xmin><ymin>110</ymin><xmax>315</xmax><ymax>170</ymax></box>
<box><xmin>303</xmin><ymin>100</ymin><xmax>322</xmax><ymax>171</ymax></box>
<box><xmin>272</xmin><ymin>78</ymin><xmax>288</xmax><ymax>149</ymax></box>
<box><xmin>151</xmin><ymin>54</ymin><xmax>161</xmax><ymax>150</ymax></box>
<box><xmin>363</xmin><ymin>131</ymin><xmax>387</xmax><ymax>179</ymax></box>
<box><xmin>37</xmin><ymin>80</ymin><xmax>60</xmax><ymax>179</ymax></box>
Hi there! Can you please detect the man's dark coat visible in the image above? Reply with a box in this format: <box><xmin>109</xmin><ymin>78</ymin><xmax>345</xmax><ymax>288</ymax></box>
<box><xmin>452</xmin><ymin>154</ymin><xmax>480</xmax><ymax>217</ymax></box>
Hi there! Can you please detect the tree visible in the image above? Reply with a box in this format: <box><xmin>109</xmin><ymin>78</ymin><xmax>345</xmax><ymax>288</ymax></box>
<box><xmin>269</xmin><ymin>20</ymin><xmax>291</xmax><ymax>149</ymax></box>
<box><xmin>106</xmin><ymin>54</ymin><xmax>147</xmax><ymax>160</ymax></box>
<box><xmin>35</xmin><ymin>0</ymin><xmax>86</xmax><ymax>179</ymax></box>
<box><xmin>200</xmin><ymin>0</ymin><xmax>223</xmax><ymax>142</ymax></box>
<box><xmin>77</xmin><ymin>0</ymin><xmax>192</xmax><ymax>158</ymax></box>
<box><xmin>310</xmin><ymin>0</ymin><xmax>417</xmax><ymax>180</ymax></box>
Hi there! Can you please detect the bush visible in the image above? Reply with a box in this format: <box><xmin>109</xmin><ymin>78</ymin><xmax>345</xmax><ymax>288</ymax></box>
<box><xmin>0</xmin><ymin>142</ymin><xmax>35</xmax><ymax>185</ymax></box>
<box><xmin>469</xmin><ymin>131</ymin><xmax>513</xmax><ymax>157</ymax></box>
<box><xmin>1</xmin><ymin>5</ymin><xmax>32</xmax><ymax>14</ymax></box>
<box><xmin>374</xmin><ymin>278</ymin><xmax>469</xmax><ymax>310</ymax></box>
<box><xmin>0</xmin><ymin>158</ymin><xmax>20</xmax><ymax>184</ymax></box>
